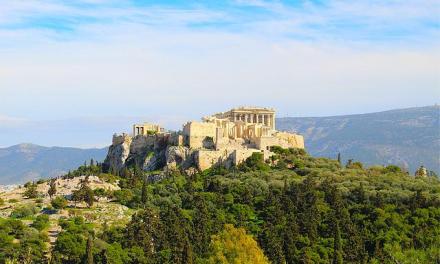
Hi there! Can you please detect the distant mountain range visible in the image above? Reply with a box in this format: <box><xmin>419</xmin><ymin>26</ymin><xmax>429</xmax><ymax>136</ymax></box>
<box><xmin>0</xmin><ymin>106</ymin><xmax>438</xmax><ymax>184</ymax></box>
<box><xmin>0</xmin><ymin>144</ymin><xmax>107</xmax><ymax>185</ymax></box>
<box><xmin>277</xmin><ymin>105</ymin><xmax>439</xmax><ymax>174</ymax></box>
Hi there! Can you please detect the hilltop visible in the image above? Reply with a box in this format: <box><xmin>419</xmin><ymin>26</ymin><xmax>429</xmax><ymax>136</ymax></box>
<box><xmin>1</xmin><ymin>106</ymin><xmax>438</xmax><ymax>185</ymax></box>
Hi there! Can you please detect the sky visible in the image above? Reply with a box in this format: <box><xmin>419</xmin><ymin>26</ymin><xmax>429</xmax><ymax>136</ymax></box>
<box><xmin>0</xmin><ymin>0</ymin><xmax>439</xmax><ymax>147</ymax></box>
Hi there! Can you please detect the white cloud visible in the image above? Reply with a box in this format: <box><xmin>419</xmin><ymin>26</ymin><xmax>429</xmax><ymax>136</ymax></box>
<box><xmin>0</xmin><ymin>0</ymin><xmax>438</xmax><ymax>147</ymax></box>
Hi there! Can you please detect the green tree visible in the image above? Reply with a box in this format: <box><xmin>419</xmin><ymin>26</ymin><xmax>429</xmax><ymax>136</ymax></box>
<box><xmin>141</xmin><ymin>176</ymin><xmax>148</xmax><ymax>205</ymax></box>
<box><xmin>207</xmin><ymin>224</ymin><xmax>270</xmax><ymax>264</ymax></box>
<box><xmin>85</xmin><ymin>234</ymin><xmax>94</xmax><ymax>264</ymax></box>
<box><xmin>192</xmin><ymin>195</ymin><xmax>212</xmax><ymax>256</ymax></box>
<box><xmin>48</xmin><ymin>179</ymin><xmax>57</xmax><ymax>199</ymax></box>
<box><xmin>72</xmin><ymin>177</ymin><xmax>95</xmax><ymax>208</ymax></box>
<box><xmin>23</xmin><ymin>183</ymin><xmax>39</xmax><ymax>199</ymax></box>
<box><xmin>332</xmin><ymin>218</ymin><xmax>343</xmax><ymax>264</ymax></box>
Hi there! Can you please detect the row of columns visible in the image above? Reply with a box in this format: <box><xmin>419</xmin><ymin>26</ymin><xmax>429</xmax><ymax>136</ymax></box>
<box><xmin>232</xmin><ymin>112</ymin><xmax>275</xmax><ymax>129</ymax></box>
<box><xmin>133</xmin><ymin>126</ymin><xmax>144</xmax><ymax>136</ymax></box>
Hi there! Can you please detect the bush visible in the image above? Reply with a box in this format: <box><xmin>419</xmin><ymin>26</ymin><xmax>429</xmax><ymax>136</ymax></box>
<box><xmin>36</xmin><ymin>179</ymin><xmax>46</xmax><ymax>184</ymax></box>
<box><xmin>384</xmin><ymin>165</ymin><xmax>402</xmax><ymax>174</ymax></box>
<box><xmin>23</xmin><ymin>183</ymin><xmax>39</xmax><ymax>199</ymax></box>
<box><xmin>113</xmin><ymin>189</ymin><xmax>134</xmax><ymax>205</ymax></box>
<box><xmin>51</xmin><ymin>196</ymin><xmax>68</xmax><ymax>209</ymax></box>
<box><xmin>0</xmin><ymin>197</ymin><xmax>4</xmax><ymax>206</ymax></box>
<box><xmin>94</xmin><ymin>188</ymin><xmax>108</xmax><ymax>198</ymax></box>
<box><xmin>10</xmin><ymin>204</ymin><xmax>38</xmax><ymax>218</ymax></box>
<box><xmin>8</xmin><ymin>198</ymin><xmax>18</xmax><ymax>203</ymax></box>
<box><xmin>240</xmin><ymin>152</ymin><xmax>271</xmax><ymax>172</ymax></box>
<box><xmin>31</xmin><ymin>214</ymin><xmax>50</xmax><ymax>231</ymax></box>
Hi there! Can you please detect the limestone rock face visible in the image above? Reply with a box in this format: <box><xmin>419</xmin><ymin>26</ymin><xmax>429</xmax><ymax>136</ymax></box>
<box><xmin>104</xmin><ymin>139</ymin><xmax>131</xmax><ymax>172</ymax></box>
<box><xmin>165</xmin><ymin>146</ymin><xmax>194</xmax><ymax>169</ymax></box>
<box><xmin>104</xmin><ymin>134</ymin><xmax>193</xmax><ymax>173</ymax></box>
<box><xmin>143</xmin><ymin>150</ymin><xmax>166</xmax><ymax>172</ymax></box>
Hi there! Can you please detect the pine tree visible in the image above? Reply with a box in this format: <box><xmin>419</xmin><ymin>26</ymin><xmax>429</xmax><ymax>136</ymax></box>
<box><xmin>182</xmin><ymin>238</ymin><xmax>194</xmax><ymax>264</ymax></box>
<box><xmin>332</xmin><ymin>218</ymin><xmax>343</xmax><ymax>264</ymax></box>
<box><xmin>48</xmin><ymin>179</ymin><xmax>57</xmax><ymax>199</ymax></box>
<box><xmin>283</xmin><ymin>212</ymin><xmax>299</xmax><ymax>264</ymax></box>
<box><xmin>141</xmin><ymin>175</ymin><xmax>148</xmax><ymax>205</ymax></box>
<box><xmin>86</xmin><ymin>234</ymin><xmax>94</xmax><ymax>264</ymax></box>
<box><xmin>337</xmin><ymin>153</ymin><xmax>341</xmax><ymax>165</ymax></box>
<box><xmin>23</xmin><ymin>183</ymin><xmax>39</xmax><ymax>199</ymax></box>
<box><xmin>193</xmin><ymin>195</ymin><xmax>211</xmax><ymax>255</ymax></box>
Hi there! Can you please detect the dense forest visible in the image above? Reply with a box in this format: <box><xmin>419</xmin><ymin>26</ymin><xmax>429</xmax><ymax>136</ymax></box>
<box><xmin>1</xmin><ymin>147</ymin><xmax>439</xmax><ymax>263</ymax></box>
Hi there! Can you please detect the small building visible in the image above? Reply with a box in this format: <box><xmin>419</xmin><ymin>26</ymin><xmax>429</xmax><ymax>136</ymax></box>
<box><xmin>133</xmin><ymin>123</ymin><xmax>163</xmax><ymax>136</ymax></box>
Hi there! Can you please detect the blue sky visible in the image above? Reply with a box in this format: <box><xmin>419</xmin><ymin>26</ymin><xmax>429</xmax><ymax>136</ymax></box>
<box><xmin>0</xmin><ymin>0</ymin><xmax>439</xmax><ymax>147</ymax></box>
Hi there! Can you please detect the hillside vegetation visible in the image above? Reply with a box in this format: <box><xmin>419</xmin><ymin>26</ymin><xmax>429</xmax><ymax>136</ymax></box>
<box><xmin>0</xmin><ymin>148</ymin><xmax>439</xmax><ymax>263</ymax></box>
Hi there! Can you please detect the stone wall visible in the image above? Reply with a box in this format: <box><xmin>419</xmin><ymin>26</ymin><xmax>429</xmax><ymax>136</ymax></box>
<box><xmin>255</xmin><ymin>132</ymin><xmax>304</xmax><ymax>150</ymax></box>
<box><xmin>183</xmin><ymin>121</ymin><xmax>217</xmax><ymax>149</ymax></box>
<box><xmin>196</xmin><ymin>149</ymin><xmax>234</xmax><ymax>171</ymax></box>
<box><xmin>232</xmin><ymin>149</ymin><xmax>262</xmax><ymax>166</ymax></box>
<box><xmin>275</xmin><ymin>132</ymin><xmax>305</xmax><ymax>149</ymax></box>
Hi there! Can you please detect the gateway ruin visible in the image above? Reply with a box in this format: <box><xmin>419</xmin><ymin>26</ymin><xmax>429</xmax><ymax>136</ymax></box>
<box><xmin>104</xmin><ymin>107</ymin><xmax>304</xmax><ymax>172</ymax></box>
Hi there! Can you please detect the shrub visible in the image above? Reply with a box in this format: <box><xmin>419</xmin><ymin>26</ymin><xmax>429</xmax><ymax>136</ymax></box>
<box><xmin>51</xmin><ymin>196</ymin><xmax>68</xmax><ymax>210</ymax></box>
<box><xmin>36</xmin><ymin>179</ymin><xmax>46</xmax><ymax>184</ymax></box>
<box><xmin>94</xmin><ymin>188</ymin><xmax>108</xmax><ymax>198</ymax></box>
<box><xmin>10</xmin><ymin>204</ymin><xmax>38</xmax><ymax>218</ymax></box>
<box><xmin>113</xmin><ymin>189</ymin><xmax>134</xmax><ymax>205</ymax></box>
<box><xmin>31</xmin><ymin>214</ymin><xmax>50</xmax><ymax>231</ymax></box>
<box><xmin>240</xmin><ymin>152</ymin><xmax>271</xmax><ymax>172</ymax></box>
<box><xmin>23</xmin><ymin>183</ymin><xmax>39</xmax><ymax>199</ymax></box>
<box><xmin>384</xmin><ymin>165</ymin><xmax>402</xmax><ymax>174</ymax></box>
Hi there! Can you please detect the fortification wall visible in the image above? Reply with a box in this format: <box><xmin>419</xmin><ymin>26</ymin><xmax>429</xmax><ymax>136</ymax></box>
<box><xmin>112</xmin><ymin>133</ymin><xmax>132</xmax><ymax>145</ymax></box>
<box><xmin>275</xmin><ymin>132</ymin><xmax>305</xmax><ymax>149</ymax></box>
<box><xmin>196</xmin><ymin>149</ymin><xmax>234</xmax><ymax>171</ymax></box>
<box><xmin>183</xmin><ymin>121</ymin><xmax>217</xmax><ymax>149</ymax></box>
<box><xmin>232</xmin><ymin>149</ymin><xmax>261</xmax><ymax>166</ymax></box>
<box><xmin>255</xmin><ymin>132</ymin><xmax>304</xmax><ymax>150</ymax></box>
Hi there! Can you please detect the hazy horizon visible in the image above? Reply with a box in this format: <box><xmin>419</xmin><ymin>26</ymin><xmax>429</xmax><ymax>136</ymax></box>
<box><xmin>0</xmin><ymin>105</ymin><xmax>437</xmax><ymax>148</ymax></box>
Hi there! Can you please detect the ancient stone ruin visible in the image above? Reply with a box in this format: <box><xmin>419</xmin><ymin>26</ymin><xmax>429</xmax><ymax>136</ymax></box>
<box><xmin>103</xmin><ymin>106</ymin><xmax>304</xmax><ymax>173</ymax></box>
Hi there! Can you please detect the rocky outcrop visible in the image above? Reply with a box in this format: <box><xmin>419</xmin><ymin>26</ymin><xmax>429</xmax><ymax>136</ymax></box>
<box><xmin>165</xmin><ymin>146</ymin><xmax>195</xmax><ymax>169</ymax></box>
<box><xmin>103</xmin><ymin>134</ymin><xmax>194</xmax><ymax>173</ymax></box>
<box><xmin>103</xmin><ymin>136</ymin><xmax>131</xmax><ymax>172</ymax></box>
<box><xmin>143</xmin><ymin>150</ymin><xmax>166</xmax><ymax>171</ymax></box>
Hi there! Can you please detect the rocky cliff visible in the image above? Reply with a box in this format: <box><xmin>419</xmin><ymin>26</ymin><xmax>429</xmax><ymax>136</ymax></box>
<box><xmin>103</xmin><ymin>133</ymin><xmax>196</xmax><ymax>173</ymax></box>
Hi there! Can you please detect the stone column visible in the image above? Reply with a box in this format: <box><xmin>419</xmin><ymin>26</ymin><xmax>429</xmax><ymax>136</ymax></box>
<box><xmin>272</xmin><ymin>114</ymin><xmax>275</xmax><ymax>130</ymax></box>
